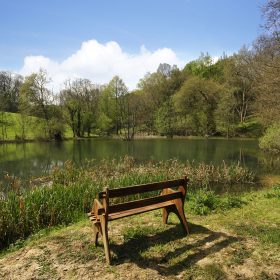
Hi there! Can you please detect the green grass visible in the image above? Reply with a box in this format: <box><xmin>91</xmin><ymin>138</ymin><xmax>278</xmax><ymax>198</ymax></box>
<box><xmin>0</xmin><ymin>111</ymin><xmax>73</xmax><ymax>141</ymax></box>
<box><xmin>198</xmin><ymin>189</ymin><xmax>280</xmax><ymax>246</ymax></box>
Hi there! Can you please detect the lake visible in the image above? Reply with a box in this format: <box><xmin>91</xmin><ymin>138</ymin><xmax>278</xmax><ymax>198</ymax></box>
<box><xmin>0</xmin><ymin>138</ymin><xmax>279</xmax><ymax>185</ymax></box>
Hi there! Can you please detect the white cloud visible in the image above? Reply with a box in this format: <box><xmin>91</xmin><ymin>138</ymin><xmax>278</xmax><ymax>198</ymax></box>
<box><xmin>19</xmin><ymin>39</ymin><xmax>185</xmax><ymax>92</ymax></box>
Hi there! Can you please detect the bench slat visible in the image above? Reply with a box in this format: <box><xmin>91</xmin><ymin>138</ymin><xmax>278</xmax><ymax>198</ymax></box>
<box><xmin>108</xmin><ymin>201</ymin><xmax>174</xmax><ymax>221</ymax></box>
<box><xmin>100</xmin><ymin>178</ymin><xmax>187</xmax><ymax>198</ymax></box>
<box><xmin>108</xmin><ymin>191</ymin><xmax>182</xmax><ymax>213</ymax></box>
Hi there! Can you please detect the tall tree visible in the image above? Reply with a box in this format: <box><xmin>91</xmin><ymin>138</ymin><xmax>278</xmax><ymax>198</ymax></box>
<box><xmin>60</xmin><ymin>79</ymin><xmax>100</xmax><ymax>137</ymax></box>
<box><xmin>0</xmin><ymin>71</ymin><xmax>22</xmax><ymax>112</ymax></box>
<box><xmin>173</xmin><ymin>76</ymin><xmax>223</xmax><ymax>136</ymax></box>
<box><xmin>253</xmin><ymin>0</ymin><xmax>280</xmax><ymax>126</ymax></box>
<box><xmin>104</xmin><ymin>76</ymin><xmax>128</xmax><ymax>135</ymax></box>
<box><xmin>19</xmin><ymin>69</ymin><xmax>54</xmax><ymax>139</ymax></box>
<box><xmin>220</xmin><ymin>49</ymin><xmax>257</xmax><ymax>124</ymax></box>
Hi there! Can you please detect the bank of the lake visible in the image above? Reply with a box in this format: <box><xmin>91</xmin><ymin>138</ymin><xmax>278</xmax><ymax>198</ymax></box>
<box><xmin>0</xmin><ymin>157</ymin><xmax>256</xmax><ymax>249</ymax></box>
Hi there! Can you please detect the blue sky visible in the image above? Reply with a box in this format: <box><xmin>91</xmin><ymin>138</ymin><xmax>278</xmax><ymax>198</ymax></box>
<box><xmin>0</xmin><ymin>0</ymin><xmax>266</xmax><ymax>89</ymax></box>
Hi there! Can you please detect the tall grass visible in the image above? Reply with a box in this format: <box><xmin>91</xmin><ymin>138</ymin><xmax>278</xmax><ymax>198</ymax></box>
<box><xmin>0</xmin><ymin>156</ymin><xmax>256</xmax><ymax>250</ymax></box>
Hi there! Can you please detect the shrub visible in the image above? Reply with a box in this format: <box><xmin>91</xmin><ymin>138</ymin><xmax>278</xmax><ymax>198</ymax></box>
<box><xmin>264</xmin><ymin>183</ymin><xmax>280</xmax><ymax>199</ymax></box>
<box><xmin>188</xmin><ymin>188</ymin><xmax>245</xmax><ymax>215</ymax></box>
<box><xmin>259</xmin><ymin>123</ymin><xmax>280</xmax><ymax>153</ymax></box>
<box><xmin>188</xmin><ymin>189</ymin><xmax>219</xmax><ymax>215</ymax></box>
<box><xmin>235</xmin><ymin>120</ymin><xmax>263</xmax><ymax>137</ymax></box>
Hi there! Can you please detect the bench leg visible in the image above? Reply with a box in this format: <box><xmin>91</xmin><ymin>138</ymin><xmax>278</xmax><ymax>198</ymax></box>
<box><xmin>93</xmin><ymin>223</ymin><xmax>100</xmax><ymax>246</ymax></box>
<box><xmin>162</xmin><ymin>206</ymin><xmax>172</xmax><ymax>224</ymax></box>
<box><xmin>100</xmin><ymin>215</ymin><xmax>111</xmax><ymax>264</ymax></box>
<box><xmin>174</xmin><ymin>200</ymin><xmax>189</xmax><ymax>234</ymax></box>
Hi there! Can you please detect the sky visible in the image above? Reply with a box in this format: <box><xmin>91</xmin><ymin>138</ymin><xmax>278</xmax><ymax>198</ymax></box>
<box><xmin>0</xmin><ymin>0</ymin><xmax>266</xmax><ymax>91</ymax></box>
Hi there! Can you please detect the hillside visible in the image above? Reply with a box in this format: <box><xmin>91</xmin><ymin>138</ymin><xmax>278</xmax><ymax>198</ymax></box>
<box><xmin>0</xmin><ymin>112</ymin><xmax>72</xmax><ymax>142</ymax></box>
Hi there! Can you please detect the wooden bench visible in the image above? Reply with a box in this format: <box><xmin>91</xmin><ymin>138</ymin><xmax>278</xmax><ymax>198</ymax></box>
<box><xmin>87</xmin><ymin>177</ymin><xmax>189</xmax><ymax>264</ymax></box>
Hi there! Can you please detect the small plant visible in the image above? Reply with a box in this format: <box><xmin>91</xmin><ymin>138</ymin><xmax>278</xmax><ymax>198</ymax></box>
<box><xmin>188</xmin><ymin>188</ymin><xmax>219</xmax><ymax>215</ymax></box>
<box><xmin>264</xmin><ymin>183</ymin><xmax>280</xmax><ymax>199</ymax></box>
<box><xmin>188</xmin><ymin>189</ymin><xmax>245</xmax><ymax>215</ymax></box>
<box><xmin>219</xmin><ymin>195</ymin><xmax>245</xmax><ymax>210</ymax></box>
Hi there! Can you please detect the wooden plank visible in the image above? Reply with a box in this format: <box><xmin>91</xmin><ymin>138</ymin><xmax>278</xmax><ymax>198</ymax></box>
<box><xmin>100</xmin><ymin>178</ymin><xmax>187</xmax><ymax>198</ymax></box>
<box><xmin>108</xmin><ymin>191</ymin><xmax>182</xmax><ymax>213</ymax></box>
<box><xmin>108</xmin><ymin>201</ymin><xmax>174</xmax><ymax>221</ymax></box>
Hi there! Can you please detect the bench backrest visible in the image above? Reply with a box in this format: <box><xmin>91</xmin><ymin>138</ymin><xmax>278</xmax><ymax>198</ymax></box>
<box><xmin>99</xmin><ymin>177</ymin><xmax>188</xmax><ymax>214</ymax></box>
<box><xmin>99</xmin><ymin>177</ymin><xmax>188</xmax><ymax>198</ymax></box>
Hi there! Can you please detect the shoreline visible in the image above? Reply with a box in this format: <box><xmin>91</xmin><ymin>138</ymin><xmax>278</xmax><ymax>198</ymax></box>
<box><xmin>0</xmin><ymin>134</ymin><xmax>258</xmax><ymax>145</ymax></box>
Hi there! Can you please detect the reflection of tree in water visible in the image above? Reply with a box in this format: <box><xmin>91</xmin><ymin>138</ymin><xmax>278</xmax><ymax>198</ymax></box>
<box><xmin>258</xmin><ymin>153</ymin><xmax>280</xmax><ymax>174</ymax></box>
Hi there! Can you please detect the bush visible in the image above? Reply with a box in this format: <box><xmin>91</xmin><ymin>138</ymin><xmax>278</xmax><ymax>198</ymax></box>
<box><xmin>259</xmin><ymin>123</ymin><xmax>280</xmax><ymax>153</ymax></box>
<box><xmin>235</xmin><ymin>120</ymin><xmax>262</xmax><ymax>137</ymax></box>
<box><xmin>264</xmin><ymin>183</ymin><xmax>280</xmax><ymax>199</ymax></box>
<box><xmin>188</xmin><ymin>189</ymin><xmax>219</xmax><ymax>215</ymax></box>
<box><xmin>188</xmin><ymin>188</ymin><xmax>245</xmax><ymax>215</ymax></box>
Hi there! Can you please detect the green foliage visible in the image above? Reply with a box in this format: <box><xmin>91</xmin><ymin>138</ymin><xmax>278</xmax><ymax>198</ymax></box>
<box><xmin>155</xmin><ymin>100</ymin><xmax>175</xmax><ymax>137</ymax></box>
<box><xmin>264</xmin><ymin>183</ymin><xmax>280</xmax><ymax>198</ymax></box>
<box><xmin>235</xmin><ymin>120</ymin><xmax>263</xmax><ymax>137</ymax></box>
<box><xmin>259</xmin><ymin>123</ymin><xmax>280</xmax><ymax>153</ymax></box>
<box><xmin>173</xmin><ymin>76</ymin><xmax>224</xmax><ymax>135</ymax></box>
<box><xmin>188</xmin><ymin>188</ymin><xmax>245</xmax><ymax>215</ymax></box>
<box><xmin>183</xmin><ymin>53</ymin><xmax>223</xmax><ymax>80</ymax></box>
<box><xmin>188</xmin><ymin>189</ymin><xmax>219</xmax><ymax>215</ymax></box>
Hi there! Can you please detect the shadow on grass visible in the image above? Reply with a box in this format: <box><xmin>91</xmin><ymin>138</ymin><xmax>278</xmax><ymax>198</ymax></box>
<box><xmin>110</xmin><ymin>222</ymin><xmax>240</xmax><ymax>276</ymax></box>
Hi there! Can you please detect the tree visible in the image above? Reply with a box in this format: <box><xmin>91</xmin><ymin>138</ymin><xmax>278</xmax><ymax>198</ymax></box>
<box><xmin>137</xmin><ymin>71</ymin><xmax>170</xmax><ymax>133</ymax></box>
<box><xmin>262</xmin><ymin>0</ymin><xmax>280</xmax><ymax>36</ymax></box>
<box><xmin>155</xmin><ymin>99</ymin><xmax>176</xmax><ymax>137</ymax></box>
<box><xmin>183</xmin><ymin>53</ymin><xmax>222</xmax><ymax>80</ymax></box>
<box><xmin>157</xmin><ymin>63</ymin><xmax>178</xmax><ymax>77</ymax></box>
<box><xmin>0</xmin><ymin>71</ymin><xmax>22</xmax><ymax>113</ymax></box>
<box><xmin>215</xmin><ymin>89</ymin><xmax>236</xmax><ymax>137</ymax></box>
<box><xmin>97</xmin><ymin>85</ymin><xmax>115</xmax><ymax>136</ymax></box>
<box><xmin>253</xmin><ymin>0</ymin><xmax>280</xmax><ymax>127</ymax></box>
<box><xmin>60</xmin><ymin>79</ymin><xmax>100</xmax><ymax>137</ymax></box>
<box><xmin>221</xmin><ymin>49</ymin><xmax>257</xmax><ymax>124</ymax></box>
<box><xmin>173</xmin><ymin>76</ymin><xmax>223</xmax><ymax>136</ymax></box>
<box><xmin>19</xmin><ymin>69</ymin><xmax>55</xmax><ymax>139</ymax></box>
<box><xmin>107</xmin><ymin>76</ymin><xmax>128</xmax><ymax>135</ymax></box>
<box><xmin>118</xmin><ymin>93</ymin><xmax>138</xmax><ymax>140</ymax></box>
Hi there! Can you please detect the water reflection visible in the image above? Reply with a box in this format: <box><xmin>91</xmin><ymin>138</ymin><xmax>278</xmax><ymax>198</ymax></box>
<box><xmin>0</xmin><ymin>138</ymin><xmax>279</xmax><ymax>184</ymax></box>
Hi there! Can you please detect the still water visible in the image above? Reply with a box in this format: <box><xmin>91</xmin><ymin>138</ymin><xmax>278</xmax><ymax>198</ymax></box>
<box><xmin>0</xmin><ymin>138</ymin><xmax>279</xmax><ymax>183</ymax></box>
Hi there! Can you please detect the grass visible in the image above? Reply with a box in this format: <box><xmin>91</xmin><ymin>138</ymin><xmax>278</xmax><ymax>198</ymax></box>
<box><xmin>0</xmin><ymin>111</ymin><xmax>72</xmax><ymax>141</ymax></box>
<box><xmin>0</xmin><ymin>187</ymin><xmax>279</xmax><ymax>279</ymax></box>
<box><xmin>0</xmin><ymin>157</ymin><xmax>256</xmax><ymax>250</ymax></box>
